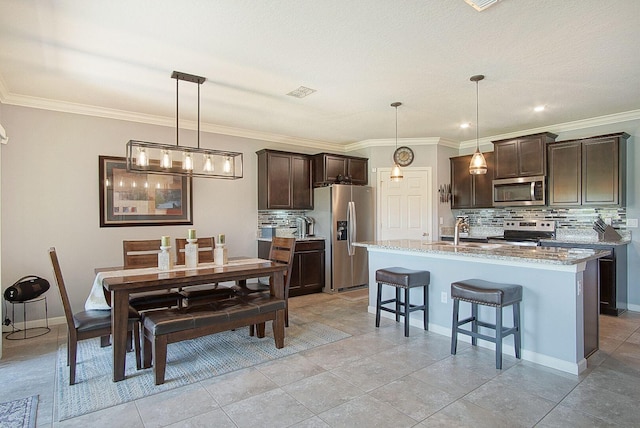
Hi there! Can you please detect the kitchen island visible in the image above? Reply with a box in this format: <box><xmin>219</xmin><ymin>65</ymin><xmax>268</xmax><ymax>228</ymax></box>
<box><xmin>353</xmin><ymin>240</ymin><xmax>611</xmax><ymax>374</ymax></box>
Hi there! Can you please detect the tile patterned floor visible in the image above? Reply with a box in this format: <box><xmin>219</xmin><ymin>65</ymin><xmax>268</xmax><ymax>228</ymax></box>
<box><xmin>2</xmin><ymin>291</ymin><xmax>640</xmax><ymax>427</ymax></box>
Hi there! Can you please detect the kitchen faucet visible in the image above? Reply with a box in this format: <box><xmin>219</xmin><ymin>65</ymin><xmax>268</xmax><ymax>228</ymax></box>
<box><xmin>454</xmin><ymin>217</ymin><xmax>465</xmax><ymax>246</ymax></box>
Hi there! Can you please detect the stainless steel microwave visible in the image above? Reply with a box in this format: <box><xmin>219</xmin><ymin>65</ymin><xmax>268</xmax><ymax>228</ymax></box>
<box><xmin>493</xmin><ymin>176</ymin><xmax>546</xmax><ymax>206</ymax></box>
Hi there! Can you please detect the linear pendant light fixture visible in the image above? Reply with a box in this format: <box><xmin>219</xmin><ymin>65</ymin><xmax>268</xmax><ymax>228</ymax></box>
<box><xmin>126</xmin><ymin>71</ymin><xmax>243</xmax><ymax>179</ymax></box>
<box><xmin>390</xmin><ymin>102</ymin><xmax>403</xmax><ymax>182</ymax></box>
<box><xmin>468</xmin><ymin>74</ymin><xmax>488</xmax><ymax>175</ymax></box>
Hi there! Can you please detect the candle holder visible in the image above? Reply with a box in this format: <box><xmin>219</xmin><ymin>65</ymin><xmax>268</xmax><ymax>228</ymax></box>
<box><xmin>158</xmin><ymin>246</ymin><xmax>173</xmax><ymax>270</ymax></box>
<box><xmin>214</xmin><ymin>243</ymin><xmax>228</xmax><ymax>266</ymax></box>
<box><xmin>185</xmin><ymin>240</ymin><xmax>198</xmax><ymax>268</ymax></box>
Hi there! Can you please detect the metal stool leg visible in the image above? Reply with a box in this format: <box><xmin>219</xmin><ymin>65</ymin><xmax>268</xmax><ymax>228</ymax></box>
<box><xmin>404</xmin><ymin>287</ymin><xmax>410</xmax><ymax>337</ymax></box>
<box><xmin>471</xmin><ymin>303</ymin><xmax>478</xmax><ymax>346</ymax></box>
<box><xmin>375</xmin><ymin>282</ymin><xmax>383</xmax><ymax>328</ymax></box>
<box><xmin>395</xmin><ymin>288</ymin><xmax>401</xmax><ymax>323</ymax></box>
<box><xmin>513</xmin><ymin>302</ymin><xmax>521</xmax><ymax>359</ymax></box>
<box><xmin>451</xmin><ymin>299</ymin><xmax>459</xmax><ymax>355</ymax></box>
<box><xmin>423</xmin><ymin>285</ymin><xmax>429</xmax><ymax>331</ymax></box>
<box><xmin>495</xmin><ymin>306</ymin><xmax>503</xmax><ymax>369</ymax></box>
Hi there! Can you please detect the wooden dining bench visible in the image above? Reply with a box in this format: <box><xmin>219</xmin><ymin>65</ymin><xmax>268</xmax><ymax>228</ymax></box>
<box><xmin>142</xmin><ymin>294</ymin><xmax>286</xmax><ymax>385</ymax></box>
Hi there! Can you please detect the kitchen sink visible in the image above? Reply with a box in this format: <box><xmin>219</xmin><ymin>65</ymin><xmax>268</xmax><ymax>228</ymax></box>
<box><xmin>422</xmin><ymin>241</ymin><xmax>506</xmax><ymax>250</ymax></box>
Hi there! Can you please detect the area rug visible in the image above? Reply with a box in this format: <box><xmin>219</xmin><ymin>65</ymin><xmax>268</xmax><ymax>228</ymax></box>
<box><xmin>56</xmin><ymin>322</ymin><xmax>350</xmax><ymax>421</ymax></box>
<box><xmin>0</xmin><ymin>395</ymin><xmax>38</xmax><ymax>428</ymax></box>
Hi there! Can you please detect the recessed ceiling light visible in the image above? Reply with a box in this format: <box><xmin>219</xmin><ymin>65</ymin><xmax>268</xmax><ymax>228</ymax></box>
<box><xmin>534</xmin><ymin>105</ymin><xmax>546</xmax><ymax>112</ymax></box>
<box><xmin>460</xmin><ymin>122</ymin><xmax>471</xmax><ymax>129</ymax></box>
<box><xmin>287</xmin><ymin>86</ymin><xmax>316</xmax><ymax>98</ymax></box>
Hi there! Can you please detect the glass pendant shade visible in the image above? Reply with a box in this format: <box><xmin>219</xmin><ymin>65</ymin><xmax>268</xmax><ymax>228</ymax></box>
<box><xmin>390</xmin><ymin>163</ymin><xmax>403</xmax><ymax>181</ymax></box>
<box><xmin>469</xmin><ymin>148</ymin><xmax>488</xmax><ymax>175</ymax></box>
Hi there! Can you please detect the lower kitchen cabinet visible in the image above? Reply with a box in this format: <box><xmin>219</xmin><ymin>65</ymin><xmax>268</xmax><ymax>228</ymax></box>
<box><xmin>258</xmin><ymin>239</ymin><xmax>325</xmax><ymax>297</ymax></box>
<box><xmin>542</xmin><ymin>241</ymin><xmax>628</xmax><ymax>316</ymax></box>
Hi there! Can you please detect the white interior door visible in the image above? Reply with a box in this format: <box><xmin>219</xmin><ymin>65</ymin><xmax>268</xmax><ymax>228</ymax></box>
<box><xmin>378</xmin><ymin>168</ymin><xmax>433</xmax><ymax>241</ymax></box>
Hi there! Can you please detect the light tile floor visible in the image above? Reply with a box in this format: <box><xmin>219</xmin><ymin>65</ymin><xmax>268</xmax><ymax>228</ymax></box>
<box><xmin>2</xmin><ymin>291</ymin><xmax>640</xmax><ymax>427</ymax></box>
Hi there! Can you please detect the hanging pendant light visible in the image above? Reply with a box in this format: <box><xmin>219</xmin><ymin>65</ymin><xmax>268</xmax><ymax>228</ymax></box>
<box><xmin>469</xmin><ymin>74</ymin><xmax>488</xmax><ymax>175</ymax></box>
<box><xmin>390</xmin><ymin>102</ymin><xmax>403</xmax><ymax>181</ymax></box>
<box><xmin>126</xmin><ymin>71</ymin><xmax>243</xmax><ymax>179</ymax></box>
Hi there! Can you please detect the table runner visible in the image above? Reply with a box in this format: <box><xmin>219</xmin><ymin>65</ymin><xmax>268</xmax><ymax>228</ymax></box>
<box><xmin>85</xmin><ymin>258</ymin><xmax>265</xmax><ymax>310</ymax></box>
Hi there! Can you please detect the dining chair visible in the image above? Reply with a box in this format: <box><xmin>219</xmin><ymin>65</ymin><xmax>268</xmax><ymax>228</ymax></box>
<box><xmin>239</xmin><ymin>237</ymin><xmax>295</xmax><ymax>332</ymax></box>
<box><xmin>175</xmin><ymin>237</ymin><xmax>235</xmax><ymax>307</ymax></box>
<box><xmin>48</xmin><ymin>247</ymin><xmax>141</xmax><ymax>385</ymax></box>
<box><xmin>123</xmin><ymin>239</ymin><xmax>182</xmax><ymax>311</ymax></box>
<box><xmin>175</xmin><ymin>237</ymin><xmax>215</xmax><ymax>265</ymax></box>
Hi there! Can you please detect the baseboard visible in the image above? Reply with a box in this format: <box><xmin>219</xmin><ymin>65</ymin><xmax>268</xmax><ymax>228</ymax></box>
<box><xmin>2</xmin><ymin>315</ymin><xmax>65</xmax><ymax>333</ymax></box>
<box><xmin>368</xmin><ymin>305</ymin><xmax>585</xmax><ymax>375</ymax></box>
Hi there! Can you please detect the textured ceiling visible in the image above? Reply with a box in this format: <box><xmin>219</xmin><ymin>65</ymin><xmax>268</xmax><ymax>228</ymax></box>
<box><xmin>0</xmin><ymin>0</ymin><xmax>639</xmax><ymax>147</ymax></box>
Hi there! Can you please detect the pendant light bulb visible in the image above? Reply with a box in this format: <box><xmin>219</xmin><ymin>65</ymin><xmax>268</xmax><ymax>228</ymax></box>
<box><xmin>469</xmin><ymin>75</ymin><xmax>487</xmax><ymax>175</ymax></box>
<box><xmin>137</xmin><ymin>147</ymin><xmax>148</xmax><ymax>167</ymax></box>
<box><xmin>223</xmin><ymin>157</ymin><xmax>232</xmax><ymax>173</ymax></box>
<box><xmin>390</xmin><ymin>102</ymin><xmax>403</xmax><ymax>182</ymax></box>
<box><xmin>203</xmin><ymin>154</ymin><xmax>214</xmax><ymax>172</ymax></box>
<box><xmin>161</xmin><ymin>150</ymin><xmax>172</xmax><ymax>168</ymax></box>
<box><xmin>183</xmin><ymin>152</ymin><xmax>194</xmax><ymax>171</ymax></box>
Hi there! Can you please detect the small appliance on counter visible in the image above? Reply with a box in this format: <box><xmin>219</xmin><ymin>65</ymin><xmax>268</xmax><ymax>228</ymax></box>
<box><xmin>296</xmin><ymin>216</ymin><xmax>315</xmax><ymax>239</ymax></box>
<box><xmin>259</xmin><ymin>226</ymin><xmax>277</xmax><ymax>238</ymax></box>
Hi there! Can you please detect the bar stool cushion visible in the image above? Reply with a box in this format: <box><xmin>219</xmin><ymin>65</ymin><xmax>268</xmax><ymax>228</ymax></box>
<box><xmin>451</xmin><ymin>279</ymin><xmax>522</xmax><ymax>307</ymax></box>
<box><xmin>376</xmin><ymin>267</ymin><xmax>430</xmax><ymax>289</ymax></box>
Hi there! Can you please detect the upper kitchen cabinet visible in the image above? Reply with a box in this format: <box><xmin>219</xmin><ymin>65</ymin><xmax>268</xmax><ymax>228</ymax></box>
<box><xmin>450</xmin><ymin>151</ymin><xmax>494</xmax><ymax>209</ymax></box>
<box><xmin>492</xmin><ymin>132</ymin><xmax>557</xmax><ymax>179</ymax></box>
<box><xmin>257</xmin><ymin>149</ymin><xmax>313</xmax><ymax>210</ymax></box>
<box><xmin>548</xmin><ymin>133</ymin><xmax>628</xmax><ymax>207</ymax></box>
<box><xmin>313</xmin><ymin>153</ymin><xmax>368</xmax><ymax>186</ymax></box>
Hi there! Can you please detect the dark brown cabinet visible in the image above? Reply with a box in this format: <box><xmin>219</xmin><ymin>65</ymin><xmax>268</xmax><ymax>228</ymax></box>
<box><xmin>543</xmin><ymin>241</ymin><xmax>628</xmax><ymax>316</ymax></box>
<box><xmin>313</xmin><ymin>153</ymin><xmax>368</xmax><ymax>186</ymax></box>
<box><xmin>493</xmin><ymin>132</ymin><xmax>557</xmax><ymax>179</ymax></box>
<box><xmin>548</xmin><ymin>133</ymin><xmax>628</xmax><ymax>207</ymax></box>
<box><xmin>257</xmin><ymin>150</ymin><xmax>313</xmax><ymax>210</ymax></box>
<box><xmin>450</xmin><ymin>152</ymin><xmax>494</xmax><ymax>209</ymax></box>
<box><xmin>258</xmin><ymin>239</ymin><xmax>325</xmax><ymax>296</ymax></box>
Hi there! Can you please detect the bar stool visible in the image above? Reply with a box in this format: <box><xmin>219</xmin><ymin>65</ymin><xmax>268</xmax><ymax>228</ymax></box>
<box><xmin>450</xmin><ymin>279</ymin><xmax>522</xmax><ymax>369</ymax></box>
<box><xmin>375</xmin><ymin>267</ymin><xmax>430</xmax><ymax>337</ymax></box>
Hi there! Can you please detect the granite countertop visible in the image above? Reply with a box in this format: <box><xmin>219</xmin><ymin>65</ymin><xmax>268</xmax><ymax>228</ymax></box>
<box><xmin>258</xmin><ymin>236</ymin><xmax>326</xmax><ymax>242</ymax></box>
<box><xmin>353</xmin><ymin>239</ymin><xmax>610</xmax><ymax>266</ymax></box>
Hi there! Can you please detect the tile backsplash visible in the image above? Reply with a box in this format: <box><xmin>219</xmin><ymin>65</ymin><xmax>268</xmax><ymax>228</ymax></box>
<box><xmin>258</xmin><ymin>210</ymin><xmax>306</xmax><ymax>229</ymax></box>
<box><xmin>452</xmin><ymin>207</ymin><xmax>627</xmax><ymax>234</ymax></box>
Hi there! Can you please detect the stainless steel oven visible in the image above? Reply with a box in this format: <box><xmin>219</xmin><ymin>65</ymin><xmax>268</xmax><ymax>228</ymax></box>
<box><xmin>487</xmin><ymin>220</ymin><xmax>555</xmax><ymax>246</ymax></box>
<box><xmin>493</xmin><ymin>176</ymin><xmax>545</xmax><ymax>207</ymax></box>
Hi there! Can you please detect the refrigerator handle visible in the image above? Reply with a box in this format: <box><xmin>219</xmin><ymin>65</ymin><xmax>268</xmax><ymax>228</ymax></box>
<box><xmin>347</xmin><ymin>201</ymin><xmax>356</xmax><ymax>256</ymax></box>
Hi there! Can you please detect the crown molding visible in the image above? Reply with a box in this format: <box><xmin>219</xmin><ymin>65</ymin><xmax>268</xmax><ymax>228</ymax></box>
<box><xmin>459</xmin><ymin>109</ymin><xmax>640</xmax><ymax>149</ymax></box>
<box><xmin>2</xmin><ymin>81</ymin><xmax>638</xmax><ymax>154</ymax></box>
<box><xmin>348</xmin><ymin>137</ymin><xmax>458</xmax><ymax>151</ymax></box>
<box><xmin>0</xmin><ymin>90</ymin><xmax>345</xmax><ymax>152</ymax></box>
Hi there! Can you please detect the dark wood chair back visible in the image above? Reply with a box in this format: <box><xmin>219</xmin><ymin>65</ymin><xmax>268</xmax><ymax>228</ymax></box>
<box><xmin>48</xmin><ymin>247</ymin><xmax>77</xmax><ymax>333</ymax></box>
<box><xmin>175</xmin><ymin>237</ymin><xmax>215</xmax><ymax>265</ymax></box>
<box><xmin>269</xmin><ymin>237</ymin><xmax>295</xmax><ymax>291</ymax></box>
<box><xmin>123</xmin><ymin>239</ymin><xmax>162</xmax><ymax>269</ymax></box>
<box><xmin>49</xmin><ymin>247</ymin><xmax>141</xmax><ymax>384</ymax></box>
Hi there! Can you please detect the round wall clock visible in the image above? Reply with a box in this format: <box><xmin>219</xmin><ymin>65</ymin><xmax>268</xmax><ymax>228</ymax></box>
<box><xmin>393</xmin><ymin>146</ymin><xmax>414</xmax><ymax>167</ymax></box>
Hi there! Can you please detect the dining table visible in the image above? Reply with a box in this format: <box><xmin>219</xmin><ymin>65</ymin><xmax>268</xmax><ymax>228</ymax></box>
<box><xmin>95</xmin><ymin>259</ymin><xmax>288</xmax><ymax>382</ymax></box>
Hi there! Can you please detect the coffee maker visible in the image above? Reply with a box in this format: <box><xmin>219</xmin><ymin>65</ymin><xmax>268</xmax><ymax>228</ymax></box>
<box><xmin>296</xmin><ymin>216</ymin><xmax>315</xmax><ymax>238</ymax></box>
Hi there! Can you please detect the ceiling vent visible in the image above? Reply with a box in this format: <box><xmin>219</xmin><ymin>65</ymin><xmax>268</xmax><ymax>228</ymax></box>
<box><xmin>464</xmin><ymin>0</ymin><xmax>500</xmax><ymax>11</ymax></box>
<box><xmin>287</xmin><ymin>86</ymin><xmax>316</xmax><ymax>98</ymax></box>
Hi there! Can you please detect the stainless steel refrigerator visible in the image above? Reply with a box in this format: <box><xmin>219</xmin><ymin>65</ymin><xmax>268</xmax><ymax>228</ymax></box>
<box><xmin>310</xmin><ymin>184</ymin><xmax>374</xmax><ymax>292</ymax></box>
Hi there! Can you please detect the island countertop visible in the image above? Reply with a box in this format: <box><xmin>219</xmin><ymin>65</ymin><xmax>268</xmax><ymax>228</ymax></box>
<box><xmin>353</xmin><ymin>239</ymin><xmax>610</xmax><ymax>266</ymax></box>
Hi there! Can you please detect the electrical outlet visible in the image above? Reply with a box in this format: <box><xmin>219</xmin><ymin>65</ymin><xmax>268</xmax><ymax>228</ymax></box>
<box><xmin>441</xmin><ymin>292</ymin><xmax>447</xmax><ymax>304</ymax></box>
<box><xmin>627</xmin><ymin>219</ymin><xmax>639</xmax><ymax>228</ymax></box>
<box><xmin>577</xmin><ymin>280</ymin><xmax>582</xmax><ymax>296</ymax></box>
